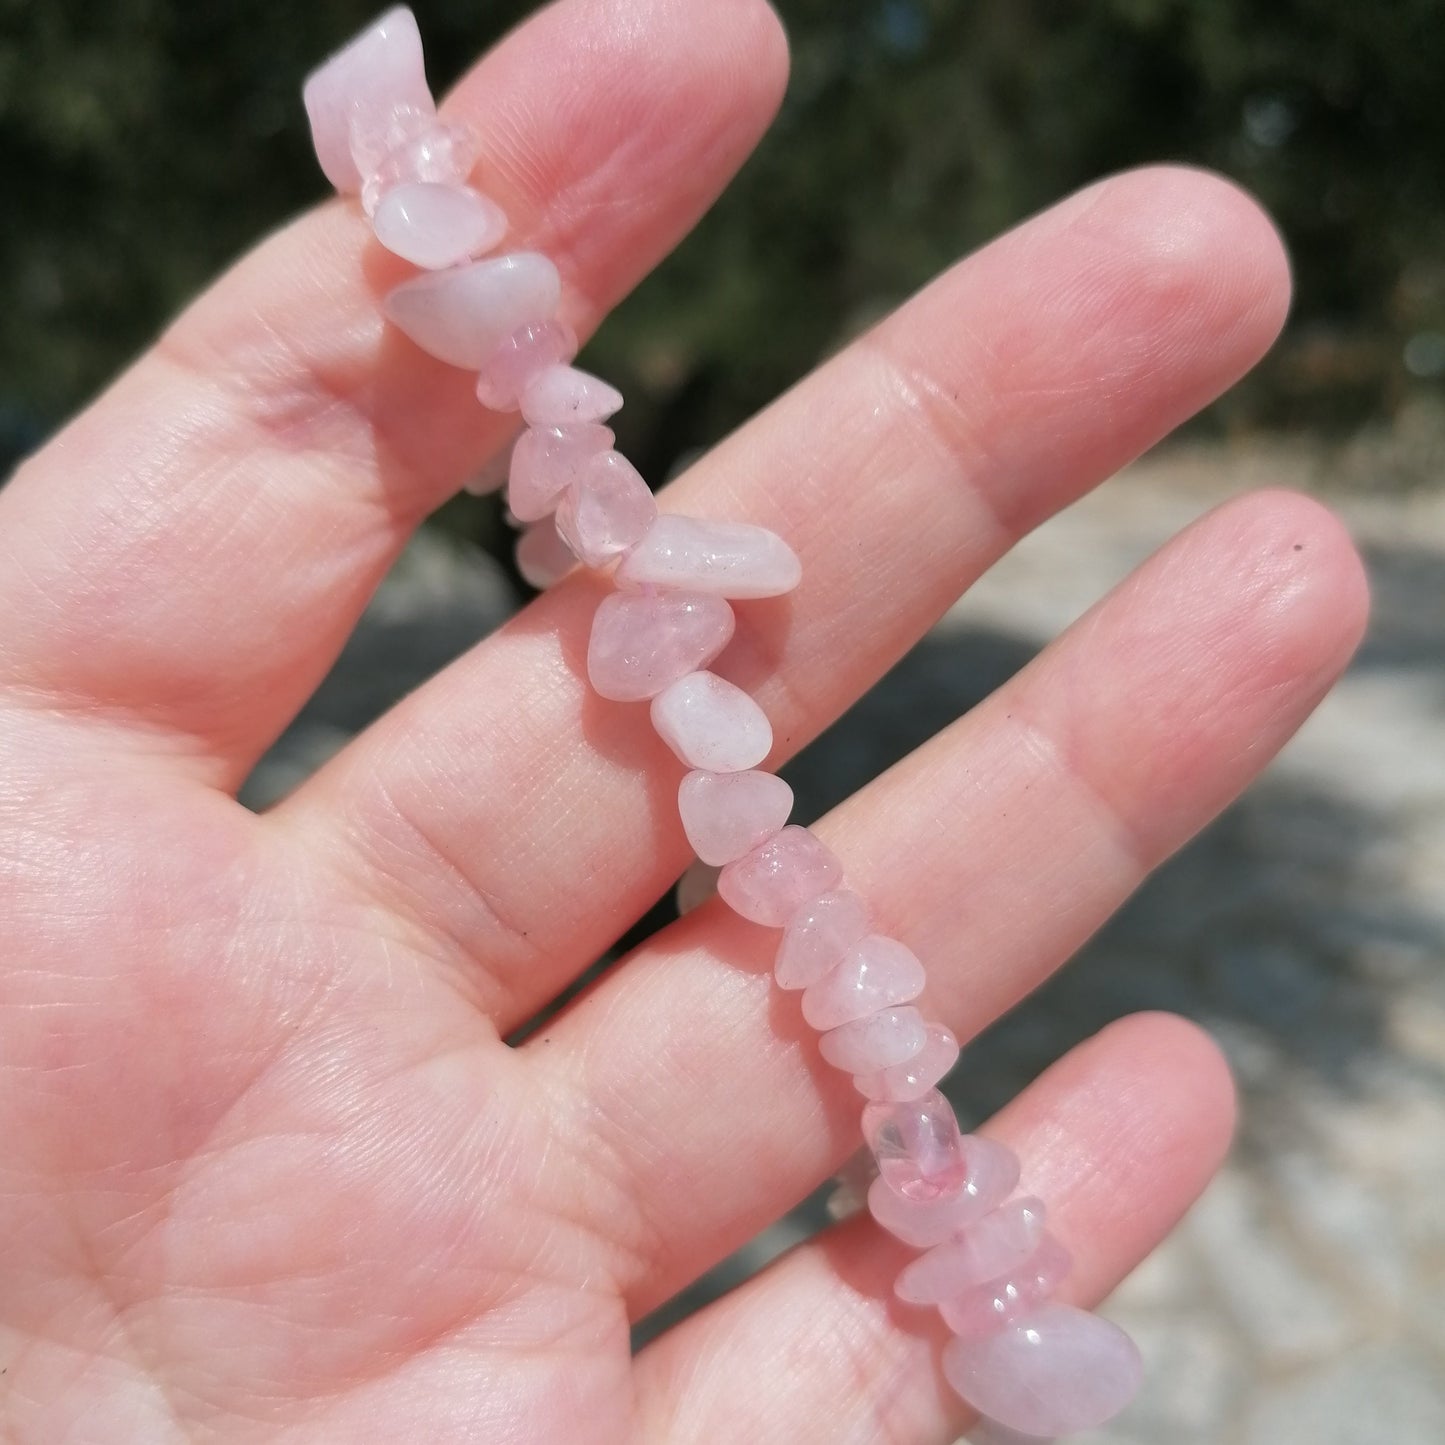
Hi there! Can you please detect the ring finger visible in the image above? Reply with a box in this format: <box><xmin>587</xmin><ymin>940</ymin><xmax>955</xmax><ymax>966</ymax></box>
<box><xmin>535</xmin><ymin>487</ymin><xmax>1366</xmax><ymax>1316</ymax></box>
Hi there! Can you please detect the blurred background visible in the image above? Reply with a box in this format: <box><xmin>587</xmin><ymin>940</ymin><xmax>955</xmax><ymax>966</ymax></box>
<box><xmin>3</xmin><ymin>1</ymin><xmax>1443</xmax><ymax>1440</ymax></box>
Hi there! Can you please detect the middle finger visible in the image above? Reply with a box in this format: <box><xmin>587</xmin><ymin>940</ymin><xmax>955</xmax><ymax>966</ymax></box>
<box><xmin>281</xmin><ymin>166</ymin><xmax>1289</xmax><ymax>1029</ymax></box>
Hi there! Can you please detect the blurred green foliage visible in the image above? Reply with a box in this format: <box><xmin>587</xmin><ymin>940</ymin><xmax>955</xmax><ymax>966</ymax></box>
<box><xmin>1</xmin><ymin>0</ymin><xmax>1442</xmax><ymax>471</ymax></box>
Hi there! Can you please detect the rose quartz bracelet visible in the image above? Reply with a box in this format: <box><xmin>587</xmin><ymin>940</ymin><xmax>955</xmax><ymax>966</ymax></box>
<box><xmin>303</xmin><ymin>10</ymin><xmax>1142</xmax><ymax>1437</ymax></box>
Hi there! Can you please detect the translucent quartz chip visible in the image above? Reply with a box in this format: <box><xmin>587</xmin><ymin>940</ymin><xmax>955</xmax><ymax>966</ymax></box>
<box><xmin>854</xmin><ymin>1022</ymin><xmax>960</xmax><ymax>1102</ymax></box>
<box><xmin>371</xmin><ymin>182</ymin><xmax>507</xmax><ymax>269</ymax></box>
<box><xmin>801</xmin><ymin>935</ymin><xmax>926</xmax><ymax>1030</ymax></box>
<box><xmin>862</xmin><ymin>1087</ymin><xmax>968</xmax><ymax>1201</ymax></box>
<box><xmin>866</xmin><ymin>1135</ymin><xmax>1021</xmax><ymax>1247</ymax></box>
<box><xmin>515</xmin><ymin>521</ymin><xmax>575</xmax><ymax>590</ymax></box>
<box><xmin>678</xmin><ymin>769</ymin><xmax>794</xmax><ymax>866</ymax></box>
<box><xmin>818</xmin><ymin>1006</ymin><xmax>926</xmax><ymax>1072</ymax></box>
<box><xmin>476</xmin><ymin>320</ymin><xmax>579</xmax><ymax>411</ymax></box>
<box><xmin>303</xmin><ymin>6</ymin><xmax>433</xmax><ymax>193</ymax></box>
<box><xmin>360</xmin><ymin>120</ymin><xmax>479</xmax><ymax>215</ymax></box>
<box><xmin>616</xmin><ymin>515</ymin><xmax>802</xmax><ymax>599</ymax></box>
<box><xmin>508</xmin><ymin>423</ymin><xmax>614</xmax><ymax>523</ymax></box>
<box><xmin>348</xmin><ymin>100</ymin><xmax>433</xmax><ymax>183</ymax></box>
<box><xmin>717</xmin><ymin>825</ymin><xmax>842</xmax><ymax>926</ymax></box>
<box><xmin>676</xmin><ymin>858</ymin><xmax>720</xmax><ymax>916</ymax></box>
<box><xmin>942</xmin><ymin>1304</ymin><xmax>1143</xmax><ymax>1437</ymax></box>
<box><xmin>383</xmin><ymin>252</ymin><xmax>561</xmax><ymax>370</ymax></box>
<box><xmin>940</xmin><ymin>1235</ymin><xmax>1074</xmax><ymax>1339</ymax></box>
<box><xmin>895</xmin><ymin>1197</ymin><xmax>1047</xmax><ymax>1305</ymax></box>
<box><xmin>521</xmin><ymin>365</ymin><xmax>624</xmax><ymax>426</ymax></box>
<box><xmin>775</xmin><ymin>889</ymin><xmax>869</xmax><ymax>991</ymax></box>
<box><xmin>651</xmin><ymin>671</ymin><xmax>772</xmax><ymax>773</ymax></box>
<box><xmin>587</xmin><ymin>591</ymin><xmax>735</xmax><ymax>703</ymax></box>
<box><xmin>554</xmin><ymin>451</ymin><xmax>656</xmax><ymax>567</ymax></box>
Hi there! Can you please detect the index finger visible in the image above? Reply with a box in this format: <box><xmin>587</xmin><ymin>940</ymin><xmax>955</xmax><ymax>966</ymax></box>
<box><xmin>0</xmin><ymin>0</ymin><xmax>788</xmax><ymax>787</ymax></box>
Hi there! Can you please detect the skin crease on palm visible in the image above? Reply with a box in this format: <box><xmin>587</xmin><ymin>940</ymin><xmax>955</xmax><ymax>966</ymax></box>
<box><xmin>0</xmin><ymin>0</ymin><xmax>1371</xmax><ymax>1441</ymax></box>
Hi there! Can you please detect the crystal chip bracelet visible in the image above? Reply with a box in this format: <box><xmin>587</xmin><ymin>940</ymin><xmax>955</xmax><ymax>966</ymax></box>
<box><xmin>303</xmin><ymin>10</ymin><xmax>1143</xmax><ymax>1438</ymax></box>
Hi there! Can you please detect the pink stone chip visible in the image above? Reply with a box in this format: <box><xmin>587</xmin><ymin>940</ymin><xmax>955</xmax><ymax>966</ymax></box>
<box><xmin>817</xmin><ymin>1006</ymin><xmax>927</xmax><ymax>1072</ymax></box>
<box><xmin>303</xmin><ymin>6</ymin><xmax>433</xmax><ymax>193</ymax></box>
<box><xmin>717</xmin><ymin>825</ymin><xmax>842</xmax><ymax>926</ymax></box>
<box><xmin>508</xmin><ymin>423</ymin><xmax>614</xmax><ymax>523</ymax></box>
<box><xmin>862</xmin><ymin>1087</ymin><xmax>968</xmax><ymax>1202</ymax></box>
<box><xmin>587</xmin><ymin>591</ymin><xmax>735</xmax><ymax>702</ymax></box>
<box><xmin>515</xmin><ymin>521</ymin><xmax>575</xmax><ymax>590</ymax></box>
<box><xmin>616</xmin><ymin>515</ymin><xmax>802</xmax><ymax>599</ymax></box>
<box><xmin>476</xmin><ymin>320</ymin><xmax>579</xmax><ymax>411</ymax></box>
<box><xmin>371</xmin><ymin>182</ymin><xmax>507</xmax><ymax>268</ymax></box>
<box><xmin>854</xmin><ymin>1021</ymin><xmax>960</xmax><ymax>1102</ymax></box>
<box><xmin>802</xmin><ymin>935</ymin><xmax>926</xmax><ymax>1030</ymax></box>
<box><xmin>650</xmin><ymin>671</ymin><xmax>772</xmax><ymax>773</ymax></box>
<box><xmin>940</xmin><ymin>1234</ymin><xmax>1073</xmax><ymax>1339</ymax></box>
<box><xmin>383</xmin><ymin>252</ymin><xmax>560</xmax><ymax>369</ymax></box>
<box><xmin>520</xmin><ymin>365</ymin><xmax>624</xmax><ymax>426</ymax></box>
<box><xmin>942</xmin><ymin>1304</ymin><xmax>1143</xmax><ymax>1437</ymax></box>
<box><xmin>678</xmin><ymin>770</ymin><xmax>794</xmax><ymax>866</ymax></box>
<box><xmin>775</xmin><ymin>889</ymin><xmax>869</xmax><ymax>990</ymax></box>
<box><xmin>554</xmin><ymin>451</ymin><xmax>656</xmax><ymax>567</ymax></box>
<box><xmin>895</xmin><ymin>1197</ymin><xmax>1047</xmax><ymax>1306</ymax></box>
<box><xmin>347</xmin><ymin>100</ymin><xmax>432</xmax><ymax>182</ymax></box>
<box><xmin>360</xmin><ymin>120</ymin><xmax>479</xmax><ymax>215</ymax></box>
<box><xmin>866</xmin><ymin>1135</ymin><xmax>1021</xmax><ymax>1248</ymax></box>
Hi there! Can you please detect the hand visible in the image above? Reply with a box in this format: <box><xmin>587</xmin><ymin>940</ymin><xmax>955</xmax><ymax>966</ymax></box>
<box><xmin>0</xmin><ymin>1</ymin><xmax>1366</xmax><ymax>1440</ymax></box>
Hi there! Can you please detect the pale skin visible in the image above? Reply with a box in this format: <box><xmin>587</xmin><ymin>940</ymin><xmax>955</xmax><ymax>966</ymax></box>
<box><xmin>0</xmin><ymin>0</ymin><xmax>1370</xmax><ymax>1441</ymax></box>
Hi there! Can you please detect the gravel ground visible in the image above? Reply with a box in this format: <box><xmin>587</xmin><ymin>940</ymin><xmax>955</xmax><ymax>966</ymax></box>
<box><xmin>245</xmin><ymin>433</ymin><xmax>1445</xmax><ymax>1444</ymax></box>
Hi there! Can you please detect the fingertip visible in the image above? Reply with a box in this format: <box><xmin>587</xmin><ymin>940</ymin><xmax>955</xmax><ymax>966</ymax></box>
<box><xmin>1011</xmin><ymin>1010</ymin><xmax>1238</xmax><ymax>1305</ymax></box>
<box><xmin>1091</xmin><ymin>1010</ymin><xmax>1238</xmax><ymax>1171</ymax></box>
<box><xmin>726</xmin><ymin>0</ymin><xmax>792</xmax><ymax>117</ymax></box>
<box><xmin>1198</xmin><ymin>487</ymin><xmax>1370</xmax><ymax>687</ymax></box>
<box><xmin>1101</xmin><ymin>164</ymin><xmax>1293</xmax><ymax>356</ymax></box>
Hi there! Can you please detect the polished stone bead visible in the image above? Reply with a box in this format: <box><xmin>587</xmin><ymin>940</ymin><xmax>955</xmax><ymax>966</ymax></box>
<box><xmin>678</xmin><ymin>770</ymin><xmax>794</xmax><ymax>866</ymax></box>
<box><xmin>515</xmin><ymin>521</ymin><xmax>575</xmax><ymax>590</ymax></box>
<box><xmin>616</xmin><ymin>515</ymin><xmax>802</xmax><ymax>598</ymax></box>
<box><xmin>360</xmin><ymin>120</ymin><xmax>479</xmax><ymax>215</ymax></box>
<box><xmin>303</xmin><ymin>6</ymin><xmax>433</xmax><ymax>193</ymax></box>
<box><xmin>866</xmin><ymin>1135</ymin><xmax>1021</xmax><ymax>1247</ymax></box>
<box><xmin>940</xmin><ymin>1235</ymin><xmax>1074</xmax><ymax>1339</ymax></box>
<box><xmin>717</xmin><ymin>826</ymin><xmax>842</xmax><ymax>926</ymax></box>
<box><xmin>521</xmin><ymin>365</ymin><xmax>624</xmax><ymax>426</ymax></box>
<box><xmin>818</xmin><ymin>1006</ymin><xmax>927</xmax><ymax>1072</ymax></box>
<box><xmin>774</xmin><ymin>889</ymin><xmax>869</xmax><ymax>991</ymax></box>
<box><xmin>802</xmin><ymin>935</ymin><xmax>926</xmax><ymax>1030</ymax></box>
<box><xmin>555</xmin><ymin>451</ymin><xmax>656</xmax><ymax>568</ymax></box>
<box><xmin>476</xmin><ymin>319</ymin><xmax>579</xmax><ymax>411</ymax></box>
<box><xmin>383</xmin><ymin>252</ymin><xmax>560</xmax><ymax>370</ymax></box>
<box><xmin>587</xmin><ymin>591</ymin><xmax>735</xmax><ymax>702</ymax></box>
<box><xmin>854</xmin><ymin>1022</ymin><xmax>960</xmax><ymax>1102</ymax></box>
<box><xmin>651</xmin><ymin>672</ymin><xmax>772</xmax><ymax>772</ymax></box>
<box><xmin>895</xmin><ymin>1197</ymin><xmax>1047</xmax><ymax>1305</ymax></box>
<box><xmin>862</xmin><ymin>1088</ymin><xmax>968</xmax><ymax>1202</ymax></box>
<box><xmin>371</xmin><ymin>182</ymin><xmax>507</xmax><ymax>268</ymax></box>
<box><xmin>347</xmin><ymin>100</ymin><xmax>433</xmax><ymax>183</ymax></box>
<box><xmin>508</xmin><ymin>423</ymin><xmax>614</xmax><ymax>523</ymax></box>
<box><xmin>942</xmin><ymin>1305</ymin><xmax>1143</xmax><ymax>1437</ymax></box>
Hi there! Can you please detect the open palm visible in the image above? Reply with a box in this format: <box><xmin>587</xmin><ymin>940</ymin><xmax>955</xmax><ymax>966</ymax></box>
<box><xmin>0</xmin><ymin>1</ymin><xmax>1366</xmax><ymax>1441</ymax></box>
